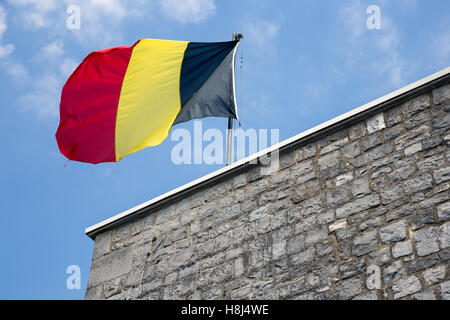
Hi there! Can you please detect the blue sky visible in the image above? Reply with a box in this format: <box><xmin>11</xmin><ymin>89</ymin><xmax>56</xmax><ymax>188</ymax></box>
<box><xmin>0</xmin><ymin>0</ymin><xmax>449</xmax><ymax>299</ymax></box>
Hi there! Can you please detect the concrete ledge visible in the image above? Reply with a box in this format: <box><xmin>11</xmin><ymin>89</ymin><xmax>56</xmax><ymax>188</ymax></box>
<box><xmin>85</xmin><ymin>66</ymin><xmax>450</xmax><ymax>240</ymax></box>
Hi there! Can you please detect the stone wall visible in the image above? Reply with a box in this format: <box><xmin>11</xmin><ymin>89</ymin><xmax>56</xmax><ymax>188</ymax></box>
<box><xmin>85</xmin><ymin>82</ymin><xmax>450</xmax><ymax>300</ymax></box>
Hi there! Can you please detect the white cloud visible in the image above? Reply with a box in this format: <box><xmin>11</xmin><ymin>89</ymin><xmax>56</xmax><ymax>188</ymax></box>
<box><xmin>339</xmin><ymin>0</ymin><xmax>366</xmax><ymax>41</ymax></box>
<box><xmin>18</xmin><ymin>40</ymin><xmax>81</xmax><ymax>118</ymax></box>
<box><xmin>7</xmin><ymin>0</ymin><xmax>141</xmax><ymax>46</ymax></box>
<box><xmin>160</xmin><ymin>0</ymin><xmax>216</xmax><ymax>23</ymax></box>
<box><xmin>0</xmin><ymin>5</ymin><xmax>14</xmax><ymax>58</ymax></box>
<box><xmin>19</xmin><ymin>72</ymin><xmax>62</xmax><ymax>118</ymax></box>
<box><xmin>1</xmin><ymin>60</ymin><xmax>30</xmax><ymax>85</ymax></box>
<box><xmin>243</xmin><ymin>19</ymin><xmax>280</xmax><ymax>49</ymax></box>
<box><xmin>337</xmin><ymin>1</ymin><xmax>406</xmax><ymax>87</ymax></box>
<box><xmin>59</xmin><ymin>58</ymin><xmax>78</xmax><ymax>78</ymax></box>
<box><xmin>41</xmin><ymin>40</ymin><xmax>64</xmax><ymax>58</ymax></box>
<box><xmin>7</xmin><ymin>0</ymin><xmax>60</xmax><ymax>29</ymax></box>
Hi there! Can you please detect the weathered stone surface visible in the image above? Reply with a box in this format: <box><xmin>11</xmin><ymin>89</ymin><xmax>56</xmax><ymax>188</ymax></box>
<box><xmin>362</xmin><ymin>133</ymin><xmax>382</xmax><ymax>151</ymax></box>
<box><xmin>433</xmin><ymin>84</ymin><xmax>450</xmax><ymax>104</ymax></box>
<box><xmin>349</xmin><ymin>123</ymin><xmax>366</xmax><ymax>140</ymax></box>
<box><xmin>368</xmin><ymin>248</ymin><xmax>391</xmax><ymax>266</ymax></box>
<box><xmin>411</xmin><ymin>289</ymin><xmax>436</xmax><ymax>300</ymax></box>
<box><xmin>352</xmin><ymin>176</ymin><xmax>371</xmax><ymax>198</ymax></box>
<box><xmin>353</xmin><ymin>292</ymin><xmax>378</xmax><ymax>300</ymax></box>
<box><xmin>423</xmin><ymin>135</ymin><xmax>442</xmax><ymax>150</ymax></box>
<box><xmin>329</xmin><ymin>219</ymin><xmax>347</xmax><ymax>232</ymax></box>
<box><xmin>432</xmin><ymin>113</ymin><xmax>450</xmax><ymax>134</ymax></box>
<box><xmin>404</xmin><ymin>174</ymin><xmax>433</xmax><ymax>195</ymax></box>
<box><xmin>407</xmin><ymin>254</ymin><xmax>439</xmax><ymax>273</ymax></box>
<box><xmin>392</xmin><ymin>276</ymin><xmax>421</xmax><ymax>299</ymax></box>
<box><xmin>327</xmin><ymin>188</ymin><xmax>350</xmax><ymax>208</ymax></box>
<box><xmin>380</xmin><ymin>184</ymin><xmax>404</xmax><ymax>205</ymax></box>
<box><xmin>439</xmin><ymin>221</ymin><xmax>450</xmax><ymax>249</ymax></box>
<box><xmin>321</xmin><ymin>137</ymin><xmax>349</xmax><ymax>155</ymax></box>
<box><xmin>367</xmin><ymin>113</ymin><xmax>386</xmax><ymax>134</ymax></box>
<box><xmin>440</xmin><ymin>280</ymin><xmax>450</xmax><ymax>300</ymax></box>
<box><xmin>395</xmin><ymin>125</ymin><xmax>431</xmax><ymax>151</ymax></box>
<box><xmin>392</xmin><ymin>240</ymin><xmax>413</xmax><ymax>258</ymax></box>
<box><xmin>88</xmin><ymin>247</ymin><xmax>133</xmax><ymax>287</ymax></box>
<box><xmin>335</xmin><ymin>277</ymin><xmax>363</xmax><ymax>299</ymax></box>
<box><xmin>437</xmin><ymin>202</ymin><xmax>450</xmax><ymax>221</ymax></box>
<box><xmin>85</xmin><ymin>285</ymin><xmax>103</xmax><ymax>300</ymax></box>
<box><xmin>385</xmin><ymin>107</ymin><xmax>403</xmax><ymax>127</ymax></box>
<box><xmin>434</xmin><ymin>167</ymin><xmax>450</xmax><ymax>184</ymax></box>
<box><xmin>336</xmin><ymin>194</ymin><xmax>380</xmax><ymax>218</ymax></box>
<box><xmin>422</xmin><ymin>265</ymin><xmax>446</xmax><ymax>286</ymax></box>
<box><xmin>93</xmin><ymin>231</ymin><xmax>112</xmax><ymax>259</ymax></box>
<box><xmin>340</xmin><ymin>258</ymin><xmax>366</xmax><ymax>279</ymax></box>
<box><xmin>380</xmin><ymin>221</ymin><xmax>406</xmax><ymax>244</ymax></box>
<box><xmin>305</xmin><ymin>228</ymin><xmax>328</xmax><ymax>247</ymax></box>
<box><xmin>350</xmin><ymin>144</ymin><xmax>393</xmax><ymax>168</ymax></box>
<box><xmin>384</xmin><ymin>124</ymin><xmax>403</xmax><ymax>141</ymax></box>
<box><xmin>352</xmin><ymin>230</ymin><xmax>378</xmax><ymax>256</ymax></box>
<box><xmin>414</xmin><ymin>226</ymin><xmax>440</xmax><ymax>256</ymax></box>
<box><xmin>386</xmin><ymin>204</ymin><xmax>415</xmax><ymax>222</ymax></box>
<box><xmin>86</xmin><ymin>81</ymin><xmax>450</xmax><ymax>300</ymax></box>
<box><xmin>290</xmin><ymin>180</ymin><xmax>321</xmax><ymax>203</ymax></box>
<box><xmin>383</xmin><ymin>261</ymin><xmax>405</xmax><ymax>285</ymax></box>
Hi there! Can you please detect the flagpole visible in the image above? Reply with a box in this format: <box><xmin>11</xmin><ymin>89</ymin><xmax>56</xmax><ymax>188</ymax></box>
<box><xmin>226</xmin><ymin>32</ymin><xmax>242</xmax><ymax>166</ymax></box>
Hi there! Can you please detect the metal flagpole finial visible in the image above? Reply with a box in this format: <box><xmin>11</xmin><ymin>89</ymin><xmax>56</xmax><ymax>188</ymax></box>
<box><xmin>233</xmin><ymin>33</ymin><xmax>243</xmax><ymax>41</ymax></box>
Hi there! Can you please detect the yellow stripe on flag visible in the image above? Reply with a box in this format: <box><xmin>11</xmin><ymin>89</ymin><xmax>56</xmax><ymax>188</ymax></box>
<box><xmin>115</xmin><ymin>39</ymin><xmax>189</xmax><ymax>161</ymax></box>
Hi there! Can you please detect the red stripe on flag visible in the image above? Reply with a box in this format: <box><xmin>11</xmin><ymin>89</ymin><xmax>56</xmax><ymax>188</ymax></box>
<box><xmin>55</xmin><ymin>44</ymin><xmax>135</xmax><ymax>164</ymax></box>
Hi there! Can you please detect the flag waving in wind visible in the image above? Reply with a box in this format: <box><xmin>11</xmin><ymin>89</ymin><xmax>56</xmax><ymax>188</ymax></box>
<box><xmin>55</xmin><ymin>39</ymin><xmax>240</xmax><ymax>164</ymax></box>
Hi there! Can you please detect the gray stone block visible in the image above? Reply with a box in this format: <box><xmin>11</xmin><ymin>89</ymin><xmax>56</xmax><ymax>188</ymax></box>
<box><xmin>352</xmin><ymin>176</ymin><xmax>370</xmax><ymax>198</ymax></box>
<box><xmin>367</xmin><ymin>113</ymin><xmax>386</xmax><ymax>134</ymax></box>
<box><xmin>422</xmin><ymin>264</ymin><xmax>446</xmax><ymax>286</ymax></box>
<box><xmin>340</xmin><ymin>258</ymin><xmax>366</xmax><ymax>279</ymax></box>
<box><xmin>439</xmin><ymin>221</ymin><xmax>450</xmax><ymax>249</ymax></box>
<box><xmin>392</xmin><ymin>276</ymin><xmax>421</xmax><ymax>299</ymax></box>
<box><xmin>88</xmin><ymin>247</ymin><xmax>133</xmax><ymax>288</ymax></box>
<box><xmin>441</xmin><ymin>280</ymin><xmax>450</xmax><ymax>300</ymax></box>
<box><xmin>432</xmin><ymin>113</ymin><xmax>450</xmax><ymax>134</ymax></box>
<box><xmin>349</xmin><ymin>122</ymin><xmax>367</xmax><ymax>140</ymax></box>
<box><xmin>433</xmin><ymin>167</ymin><xmax>450</xmax><ymax>184</ymax></box>
<box><xmin>437</xmin><ymin>201</ymin><xmax>450</xmax><ymax>220</ymax></box>
<box><xmin>414</xmin><ymin>226</ymin><xmax>440</xmax><ymax>256</ymax></box>
<box><xmin>392</xmin><ymin>240</ymin><xmax>413</xmax><ymax>258</ymax></box>
<box><xmin>380</xmin><ymin>221</ymin><xmax>407</xmax><ymax>244</ymax></box>
<box><xmin>411</xmin><ymin>289</ymin><xmax>436</xmax><ymax>300</ymax></box>
<box><xmin>352</xmin><ymin>230</ymin><xmax>378</xmax><ymax>256</ymax></box>
<box><xmin>305</xmin><ymin>228</ymin><xmax>328</xmax><ymax>247</ymax></box>
<box><xmin>336</xmin><ymin>194</ymin><xmax>380</xmax><ymax>219</ymax></box>
<box><xmin>353</xmin><ymin>292</ymin><xmax>378</xmax><ymax>300</ymax></box>
<box><xmin>327</xmin><ymin>188</ymin><xmax>350</xmax><ymax>208</ymax></box>
<box><xmin>432</xmin><ymin>85</ymin><xmax>450</xmax><ymax>104</ymax></box>
<box><xmin>407</xmin><ymin>254</ymin><xmax>439</xmax><ymax>273</ymax></box>
<box><xmin>93</xmin><ymin>231</ymin><xmax>112</xmax><ymax>259</ymax></box>
<box><xmin>383</xmin><ymin>260</ymin><xmax>405</xmax><ymax>285</ymax></box>
<box><xmin>362</xmin><ymin>133</ymin><xmax>382</xmax><ymax>151</ymax></box>
<box><xmin>404</xmin><ymin>173</ymin><xmax>433</xmax><ymax>195</ymax></box>
<box><xmin>335</xmin><ymin>277</ymin><xmax>363</xmax><ymax>299</ymax></box>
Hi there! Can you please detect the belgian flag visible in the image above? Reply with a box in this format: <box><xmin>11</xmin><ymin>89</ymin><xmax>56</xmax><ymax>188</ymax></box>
<box><xmin>56</xmin><ymin>39</ymin><xmax>240</xmax><ymax>164</ymax></box>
